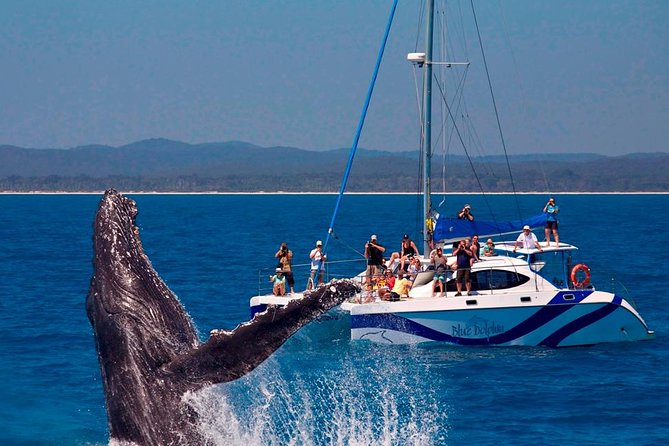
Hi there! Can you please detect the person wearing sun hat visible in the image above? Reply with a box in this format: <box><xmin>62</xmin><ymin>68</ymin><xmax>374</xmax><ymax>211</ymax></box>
<box><xmin>269</xmin><ymin>267</ymin><xmax>286</xmax><ymax>296</ymax></box>
<box><xmin>513</xmin><ymin>225</ymin><xmax>543</xmax><ymax>252</ymax></box>
<box><xmin>483</xmin><ymin>239</ymin><xmax>496</xmax><ymax>256</ymax></box>
<box><xmin>308</xmin><ymin>240</ymin><xmax>327</xmax><ymax>290</ymax></box>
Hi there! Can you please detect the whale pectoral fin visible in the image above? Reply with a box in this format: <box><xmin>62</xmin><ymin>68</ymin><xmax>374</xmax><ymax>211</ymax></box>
<box><xmin>88</xmin><ymin>190</ymin><xmax>363</xmax><ymax>444</ymax></box>
<box><xmin>164</xmin><ymin>280</ymin><xmax>359</xmax><ymax>386</ymax></box>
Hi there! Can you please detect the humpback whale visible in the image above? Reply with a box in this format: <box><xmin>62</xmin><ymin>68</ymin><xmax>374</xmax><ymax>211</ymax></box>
<box><xmin>86</xmin><ymin>189</ymin><xmax>359</xmax><ymax>445</ymax></box>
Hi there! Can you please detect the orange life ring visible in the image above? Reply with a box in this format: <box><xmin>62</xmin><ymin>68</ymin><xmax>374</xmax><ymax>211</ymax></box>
<box><xmin>571</xmin><ymin>263</ymin><xmax>591</xmax><ymax>288</ymax></box>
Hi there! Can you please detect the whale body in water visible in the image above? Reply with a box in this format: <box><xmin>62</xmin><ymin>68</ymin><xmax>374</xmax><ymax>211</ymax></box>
<box><xmin>86</xmin><ymin>189</ymin><xmax>358</xmax><ymax>445</ymax></box>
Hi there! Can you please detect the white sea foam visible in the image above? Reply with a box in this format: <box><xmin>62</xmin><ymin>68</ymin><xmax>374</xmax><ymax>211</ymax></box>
<box><xmin>184</xmin><ymin>350</ymin><xmax>446</xmax><ymax>446</ymax></box>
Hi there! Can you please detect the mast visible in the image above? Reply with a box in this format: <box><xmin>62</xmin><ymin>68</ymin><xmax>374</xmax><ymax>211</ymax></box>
<box><xmin>422</xmin><ymin>0</ymin><xmax>435</xmax><ymax>256</ymax></box>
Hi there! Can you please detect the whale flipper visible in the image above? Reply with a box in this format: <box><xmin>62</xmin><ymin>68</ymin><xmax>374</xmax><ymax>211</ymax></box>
<box><xmin>86</xmin><ymin>189</ymin><xmax>358</xmax><ymax>445</ymax></box>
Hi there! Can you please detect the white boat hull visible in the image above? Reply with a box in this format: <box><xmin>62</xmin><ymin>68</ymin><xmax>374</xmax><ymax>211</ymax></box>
<box><xmin>344</xmin><ymin>290</ymin><xmax>655</xmax><ymax>347</ymax></box>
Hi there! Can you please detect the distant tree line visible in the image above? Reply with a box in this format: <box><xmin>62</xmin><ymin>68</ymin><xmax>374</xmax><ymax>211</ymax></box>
<box><xmin>1</xmin><ymin>159</ymin><xmax>667</xmax><ymax>193</ymax></box>
<box><xmin>0</xmin><ymin>139</ymin><xmax>667</xmax><ymax>192</ymax></box>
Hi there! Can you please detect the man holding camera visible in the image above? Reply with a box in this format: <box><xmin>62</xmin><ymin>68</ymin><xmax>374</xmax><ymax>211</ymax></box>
<box><xmin>364</xmin><ymin>234</ymin><xmax>386</xmax><ymax>285</ymax></box>
<box><xmin>308</xmin><ymin>240</ymin><xmax>327</xmax><ymax>290</ymax></box>
<box><xmin>543</xmin><ymin>197</ymin><xmax>560</xmax><ymax>246</ymax></box>
<box><xmin>457</xmin><ymin>204</ymin><xmax>474</xmax><ymax>221</ymax></box>
<box><xmin>454</xmin><ymin>239</ymin><xmax>473</xmax><ymax>296</ymax></box>
<box><xmin>275</xmin><ymin>242</ymin><xmax>295</xmax><ymax>294</ymax></box>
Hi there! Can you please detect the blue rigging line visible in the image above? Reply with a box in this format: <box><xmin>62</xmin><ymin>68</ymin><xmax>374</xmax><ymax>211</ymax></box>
<box><xmin>321</xmin><ymin>0</ymin><xmax>399</xmax><ymax>256</ymax></box>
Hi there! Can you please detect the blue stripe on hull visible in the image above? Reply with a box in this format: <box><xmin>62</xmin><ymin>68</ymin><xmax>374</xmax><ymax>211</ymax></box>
<box><xmin>350</xmin><ymin>291</ymin><xmax>625</xmax><ymax>346</ymax></box>
<box><xmin>539</xmin><ymin>295</ymin><xmax>622</xmax><ymax>347</ymax></box>
<box><xmin>547</xmin><ymin>290</ymin><xmax>592</xmax><ymax>305</ymax></box>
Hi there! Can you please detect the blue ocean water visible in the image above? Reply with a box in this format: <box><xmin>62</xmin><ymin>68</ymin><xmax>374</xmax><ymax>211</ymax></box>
<box><xmin>0</xmin><ymin>193</ymin><xmax>667</xmax><ymax>445</ymax></box>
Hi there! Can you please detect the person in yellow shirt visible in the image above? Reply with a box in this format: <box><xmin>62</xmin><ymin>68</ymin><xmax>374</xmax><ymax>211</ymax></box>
<box><xmin>389</xmin><ymin>273</ymin><xmax>411</xmax><ymax>302</ymax></box>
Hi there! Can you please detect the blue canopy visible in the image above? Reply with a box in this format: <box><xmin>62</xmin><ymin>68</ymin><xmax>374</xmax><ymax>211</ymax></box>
<box><xmin>434</xmin><ymin>213</ymin><xmax>547</xmax><ymax>242</ymax></box>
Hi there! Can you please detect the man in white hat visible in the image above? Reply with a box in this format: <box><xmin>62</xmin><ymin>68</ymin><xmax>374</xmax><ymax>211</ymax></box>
<box><xmin>308</xmin><ymin>240</ymin><xmax>327</xmax><ymax>289</ymax></box>
<box><xmin>513</xmin><ymin>226</ymin><xmax>543</xmax><ymax>252</ymax></box>
<box><xmin>457</xmin><ymin>204</ymin><xmax>474</xmax><ymax>221</ymax></box>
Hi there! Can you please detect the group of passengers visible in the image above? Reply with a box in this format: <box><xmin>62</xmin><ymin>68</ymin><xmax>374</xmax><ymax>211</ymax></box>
<box><xmin>364</xmin><ymin>234</ymin><xmax>416</xmax><ymax>302</ymax></box>
<box><xmin>363</xmin><ymin>232</ymin><xmax>496</xmax><ymax>300</ymax></box>
<box><xmin>269</xmin><ymin>242</ymin><xmax>294</xmax><ymax>296</ymax></box>
<box><xmin>373</xmin><ymin>270</ymin><xmax>412</xmax><ymax>302</ymax></box>
<box><xmin>271</xmin><ymin>198</ymin><xmax>559</xmax><ymax>298</ymax></box>
<box><xmin>269</xmin><ymin>239</ymin><xmax>331</xmax><ymax>296</ymax></box>
<box><xmin>367</xmin><ymin>234</ymin><xmax>427</xmax><ymax>276</ymax></box>
<box><xmin>459</xmin><ymin>199</ymin><xmax>560</xmax><ymax>248</ymax></box>
<box><xmin>431</xmin><ymin>236</ymin><xmax>494</xmax><ymax>297</ymax></box>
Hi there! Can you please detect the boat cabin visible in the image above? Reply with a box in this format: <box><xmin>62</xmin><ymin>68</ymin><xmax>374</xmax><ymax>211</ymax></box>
<box><xmin>370</xmin><ymin>241</ymin><xmax>584</xmax><ymax>299</ymax></box>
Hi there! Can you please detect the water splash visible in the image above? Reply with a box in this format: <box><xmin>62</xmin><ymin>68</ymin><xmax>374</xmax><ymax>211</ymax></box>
<box><xmin>184</xmin><ymin>340</ymin><xmax>449</xmax><ymax>446</ymax></box>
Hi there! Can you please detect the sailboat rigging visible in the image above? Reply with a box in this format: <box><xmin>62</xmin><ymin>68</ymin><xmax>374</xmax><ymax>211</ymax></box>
<box><xmin>249</xmin><ymin>0</ymin><xmax>654</xmax><ymax>347</ymax></box>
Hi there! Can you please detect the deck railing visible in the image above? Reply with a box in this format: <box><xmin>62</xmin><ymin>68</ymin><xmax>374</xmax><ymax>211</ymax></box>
<box><xmin>256</xmin><ymin>258</ymin><xmax>366</xmax><ymax>296</ymax></box>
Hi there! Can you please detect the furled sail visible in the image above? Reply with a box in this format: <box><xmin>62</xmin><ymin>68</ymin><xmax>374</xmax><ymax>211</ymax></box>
<box><xmin>433</xmin><ymin>213</ymin><xmax>547</xmax><ymax>242</ymax></box>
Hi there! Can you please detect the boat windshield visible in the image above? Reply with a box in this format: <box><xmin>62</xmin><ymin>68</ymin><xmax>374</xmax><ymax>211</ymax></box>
<box><xmin>529</xmin><ymin>250</ymin><xmax>570</xmax><ymax>288</ymax></box>
<box><xmin>494</xmin><ymin>242</ymin><xmax>577</xmax><ymax>288</ymax></box>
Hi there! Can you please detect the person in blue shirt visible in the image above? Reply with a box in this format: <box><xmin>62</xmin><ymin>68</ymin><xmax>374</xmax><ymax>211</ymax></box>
<box><xmin>543</xmin><ymin>197</ymin><xmax>560</xmax><ymax>246</ymax></box>
<box><xmin>269</xmin><ymin>268</ymin><xmax>286</xmax><ymax>296</ymax></box>
<box><xmin>483</xmin><ymin>239</ymin><xmax>496</xmax><ymax>256</ymax></box>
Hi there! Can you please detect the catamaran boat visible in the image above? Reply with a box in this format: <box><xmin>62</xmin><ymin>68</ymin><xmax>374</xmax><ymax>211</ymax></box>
<box><xmin>251</xmin><ymin>238</ymin><xmax>654</xmax><ymax>346</ymax></box>
<box><xmin>341</xmin><ymin>242</ymin><xmax>654</xmax><ymax>346</ymax></box>
<box><xmin>249</xmin><ymin>0</ymin><xmax>654</xmax><ymax>347</ymax></box>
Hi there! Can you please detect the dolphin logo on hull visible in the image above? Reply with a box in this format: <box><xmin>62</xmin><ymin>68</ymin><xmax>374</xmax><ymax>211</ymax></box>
<box><xmin>86</xmin><ymin>189</ymin><xmax>358</xmax><ymax>445</ymax></box>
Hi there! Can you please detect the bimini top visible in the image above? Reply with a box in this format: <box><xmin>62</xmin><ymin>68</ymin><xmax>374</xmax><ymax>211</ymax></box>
<box><xmin>434</xmin><ymin>213</ymin><xmax>547</xmax><ymax>242</ymax></box>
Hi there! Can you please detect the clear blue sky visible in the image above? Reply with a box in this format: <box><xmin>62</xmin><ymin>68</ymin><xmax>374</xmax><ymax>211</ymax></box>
<box><xmin>1</xmin><ymin>0</ymin><xmax>667</xmax><ymax>155</ymax></box>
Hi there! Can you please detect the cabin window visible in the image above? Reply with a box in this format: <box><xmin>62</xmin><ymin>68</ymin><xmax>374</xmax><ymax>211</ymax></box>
<box><xmin>446</xmin><ymin>269</ymin><xmax>529</xmax><ymax>292</ymax></box>
<box><xmin>539</xmin><ymin>251</ymin><xmax>567</xmax><ymax>288</ymax></box>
